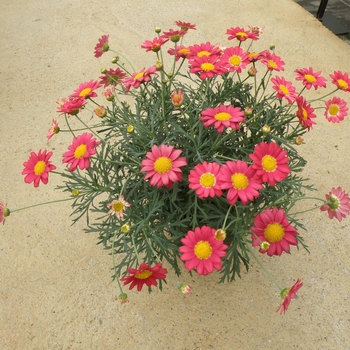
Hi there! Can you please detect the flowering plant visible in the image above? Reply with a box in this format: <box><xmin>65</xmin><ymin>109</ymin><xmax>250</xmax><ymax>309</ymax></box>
<box><xmin>3</xmin><ymin>21</ymin><xmax>350</xmax><ymax>313</ymax></box>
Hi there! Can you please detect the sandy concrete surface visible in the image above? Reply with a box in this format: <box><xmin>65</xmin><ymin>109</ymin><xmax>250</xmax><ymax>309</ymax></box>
<box><xmin>1</xmin><ymin>0</ymin><xmax>350</xmax><ymax>349</ymax></box>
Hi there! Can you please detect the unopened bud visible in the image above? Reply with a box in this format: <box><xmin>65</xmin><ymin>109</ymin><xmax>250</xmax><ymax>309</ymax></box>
<box><xmin>100</xmin><ymin>67</ymin><xmax>107</xmax><ymax>74</ymax></box>
<box><xmin>214</xmin><ymin>229</ymin><xmax>226</xmax><ymax>241</ymax></box>
<box><xmin>72</xmin><ymin>189</ymin><xmax>80</xmax><ymax>197</ymax></box>
<box><xmin>178</xmin><ymin>284</ymin><xmax>192</xmax><ymax>295</ymax></box>
<box><xmin>269</xmin><ymin>44</ymin><xmax>275</xmax><ymax>50</ymax></box>
<box><xmin>155</xmin><ymin>27</ymin><xmax>161</xmax><ymax>34</ymax></box>
<box><xmin>111</xmin><ymin>56</ymin><xmax>119</xmax><ymax>64</ymax></box>
<box><xmin>261</xmin><ymin>124</ymin><xmax>271</xmax><ymax>135</ymax></box>
<box><xmin>244</xmin><ymin>106</ymin><xmax>253</xmax><ymax>116</ymax></box>
<box><xmin>248</xmin><ymin>66</ymin><xmax>257</xmax><ymax>76</ymax></box>
<box><xmin>294</xmin><ymin>136</ymin><xmax>304</xmax><ymax>145</ymax></box>
<box><xmin>121</xmin><ymin>224</ymin><xmax>131</xmax><ymax>233</ymax></box>
<box><xmin>117</xmin><ymin>292</ymin><xmax>129</xmax><ymax>304</ymax></box>
<box><xmin>155</xmin><ymin>61</ymin><xmax>163</xmax><ymax>71</ymax></box>
<box><xmin>94</xmin><ymin>106</ymin><xmax>107</xmax><ymax>118</ymax></box>
<box><xmin>260</xmin><ymin>241</ymin><xmax>270</xmax><ymax>250</ymax></box>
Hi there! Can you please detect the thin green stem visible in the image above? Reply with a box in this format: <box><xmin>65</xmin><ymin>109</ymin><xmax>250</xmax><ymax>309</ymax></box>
<box><xmin>11</xmin><ymin>197</ymin><xmax>74</xmax><ymax>214</ymax></box>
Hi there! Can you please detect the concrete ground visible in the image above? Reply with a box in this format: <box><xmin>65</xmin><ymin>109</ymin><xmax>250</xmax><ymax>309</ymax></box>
<box><xmin>1</xmin><ymin>0</ymin><xmax>350</xmax><ymax>349</ymax></box>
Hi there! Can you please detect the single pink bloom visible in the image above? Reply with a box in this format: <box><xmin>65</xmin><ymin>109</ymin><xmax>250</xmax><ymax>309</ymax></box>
<box><xmin>179</xmin><ymin>226</ymin><xmax>228</xmax><ymax>276</ymax></box>
<box><xmin>170</xmin><ymin>89</ymin><xmax>184</xmax><ymax>107</ymax></box>
<box><xmin>294</xmin><ymin>67</ymin><xmax>327</xmax><ymax>90</ymax></box>
<box><xmin>277</xmin><ymin>279</ymin><xmax>303</xmax><ymax>315</ymax></box>
<box><xmin>56</xmin><ymin>96</ymin><xmax>86</xmax><ymax>115</ymax></box>
<box><xmin>199</xmin><ymin>104</ymin><xmax>245</xmax><ymax>133</ymax></box>
<box><xmin>220</xmin><ymin>160</ymin><xmax>263</xmax><ymax>205</ymax></box>
<box><xmin>107</xmin><ymin>195</ymin><xmax>130</xmax><ymax>220</ymax></box>
<box><xmin>62</xmin><ymin>133</ymin><xmax>101</xmax><ymax>172</ymax></box>
<box><xmin>0</xmin><ymin>201</ymin><xmax>9</xmax><ymax>225</ymax></box>
<box><xmin>94</xmin><ymin>35</ymin><xmax>109</xmax><ymax>58</ymax></box>
<box><xmin>330</xmin><ymin>70</ymin><xmax>350</xmax><ymax>92</ymax></box>
<box><xmin>249</xmin><ymin>142</ymin><xmax>291</xmax><ymax>187</ymax></box>
<box><xmin>324</xmin><ymin>96</ymin><xmax>348</xmax><ymax>123</ymax></box>
<box><xmin>220</xmin><ymin>46</ymin><xmax>250</xmax><ymax>73</ymax></box>
<box><xmin>141</xmin><ymin>37</ymin><xmax>169</xmax><ymax>52</ymax></box>
<box><xmin>167</xmin><ymin>45</ymin><xmax>191</xmax><ymax>61</ymax></box>
<box><xmin>46</xmin><ymin>119</ymin><xmax>60</xmax><ymax>140</ymax></box>
<box><xmin>161</xmin><ymin>28</ymin><xmax>187</xmax><ymax>42</ymax></box>
<box><xmin>251</xmin><ymin>206</ymin><xmax>299</xmax><ymax>256</ymax></box>
<box><xmin>226</xmin><ymin>26</ymin><xmax>259</xmax><ymax>41</ymax></box>
<box><xmin>120</xmin><ymin>262</ymin><xmax>167</xmax><ymax>291</ymax></box>
<box><xmin>141</xmin><ymin>144</ymin><xmax>187</xmax><ymax>188</ymax></box>
<box><xmin>174</xmin><ymin>20</ymin><xmax>196</xmax><ymax>31</ymax></box>
<box><xmin>320</xmin><ymin>187</ymin><xmax>350</xmax><ymax>222</ymax></box>
<box><xmin>189</xmin><ymin>56</ymin><xmax>226</xmax><ymax>80</ymax></box>
<box><xmin>122</xmin><ymin>66</ymin><xmax>157</xmax><ymax>92</ymax></box>
<box><xmin>248</xmin><ymin>25</ymin><xmax>264</xmax><ymax>35</ymax></box>
<box><xmin>271</xmin><ymin>76</ymin><xmax>297</xmax><ymax>104</ymax></box>
<box><xmin>70</xmin><ymin>80</ymin><xmax>101</xmax><ymax>99</ymax></box>
<box><xmin>187</xmin><ymin>42</ymin><xmax>222</xmax><ymax>59</ymax></box>
<box><xmin>188</xmin><ymin>161</ymin><xmax>223</xmax><ymax>198</ymax></box>
<box><xmin>295</xmin><ymin>96</ymin><xmax>317</xmax><ymax>130</ymax></box>
<box><xmin>22</xmin><ymin>149</ymin><xmax>56</xmax><ymax>187</ymax></box>
<box><xmin>99</xmin><ymin>68</ymin><xmax>127</xmax><ymax>87</ymax></box>
<box><xmin>259</xmin><ymin>50</ymin><xmax>285</xmax><ymax>72</ymax></box>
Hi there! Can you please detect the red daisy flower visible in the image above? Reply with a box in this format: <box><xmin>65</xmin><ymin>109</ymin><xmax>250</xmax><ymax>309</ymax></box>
<box><xmin>179</xmin><ymin>226</ymin><xmax>228</xmax><ymax>276</ymax></box>
<box><xmin>120</xmin><ymin>262</ymin><xmax>167</xmax><ymax>291</ymax></box>
<box><xmin>320</xmin><ymin>187</ymin><xmax>350</xmax><ymax>222</ymax></box>
<box><xmin>295</xmin><ymin>96</ymin><xmax>317</xmax><ymax>130</ymax></box>
<box><xmin>220</xmin><ymin>160</ymin><xmax>263</xmax><ymax>205</ymax></box>
<box><xmin>161</xmin><ymin>28</ymin><xmax>187</xmax><ymax>42</ymax></box>
<box><xmin>174</xmin><ymin>20</ymin><xmax>196</xmax><ymax>31</ymax></box>
<box><xmin>220</xmin><ymin>46</ymin><xmax>250</xmax><ymax>73</ymax></box>
<box><xmin>259</xmin><ymin>50</ymin><xmax>285</xmax><ymax>72</ymax></box>
<box><xmin>46</xmin><ymin>119</ymin><xmax>60</xmax><ymax>140</ymax></box>
<box><xmin>70</xmin><ymin>80</ymin><xmax>101</xmax><ymax>99</ymax></box>
<box><xmin>99</xmin><ymin>68</ymin><xmax>127</xmax><ymax>87</ymax></box>
<box><xmin>56</xmin><ymin>97</ymin><xmax>86</xmax><ymax>115</ymax></box>
<box><xmin>189</xmin><ymin>56</ymin><xmax>226</xmax><ymax>80</ymax></box>
<box><xmin>251</xmin><ymin>206</ymin><xmax>299</xmax><ymax>256</ymax></box>
<box><xmin>122</xmin><ymin>66</ymin><xmax>157</xmax><ymax>92</ymax></box>
<box><xmin>141</xmin><ymin>144</ymin><xmax>187</xmax><ymax>188</ymax></box>
<box><xmin>324</xmin><ymin>96</ymin><xmax>348</xmax><ymax>123</ymax></box>
<box><xmin>0</xmin><ymin>201</ymin><xmax>9</xmax><ymax>225</ymax></box>
<box><xmin>226</xmin><ymin>26</ymin><xmax>259</xmax><ymax>41</ymax></box>
<box><xmin>188</xmin><ymin>161</ymin><xmax>223</xmax><ymax>198</ymax></box>
<box><xmin>187</xmin><ymin>42</ymin><xmax>222</xmax><ymax>59</ymax></box>
<box><xmin>141</xmin><ymin>37</ymin><xmax>169</xmax><ymax>52</ymax></box>
<box><xmin>277</xmin><ymin>279</ymin><xmax>303</xmax><ymax>315</ymax></box>
<box><xmin>294</xmin><ymin>67</ymin><xmax>327</xmax><ymax>90</ymax></box>
<box><xmin>330</xmin><ymin>70</ymin><xmax>350</xmax><ymax>92</ymax></box>
<box><xmin>62</xmin><ymin>133</ymin><xmax>101</xmax><ymax>172</ymax></box>
<box><xmin>167</xmin><ymin>45</ymin><xmax>191</xmax><ymax>61</ymax></box>
<box><xmin>22</xmin><ymin>150</ymin><xmax>56</xmax><ymax>187</ymax></box>
<box><xmin>94</xmin><ymin>34</ymin><xmax>109</xmax><ymax>58</ymax></box>
<box><xmin>271</xmin><ymin>76</ymin><xmax>297</xmax><ymax>104</ymax></box>
<box><xmin>199</xmin><ymin>104</ymin><xmax>245</xmax><ymax>133</ymax></box>
<box><xmin>249</xmin><ymin>142</ymin><xmax>291</xmax><ymax>187</ymax></box>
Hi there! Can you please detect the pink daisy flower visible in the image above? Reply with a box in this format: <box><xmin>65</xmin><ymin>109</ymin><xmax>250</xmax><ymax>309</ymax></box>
<box><xmin>62</xmin><ymin>133</ymin><xmax>101</xmax><ymax>172</ymax></box>
<box><xmin>271</xmin><ymin>76</ymin><xmax>298</xmax><ymax>104</ymax></box>
<box><xmin>141</xmin><ymin>37</ymin><xmax>169</xmax><ymax>52</ymax></box>
<box><xmin>330</xmin><ymin>70</ymin><xmax>350</xmax><ymax>92</ymax></box>
<box><xmin>22</xmin><ymin>150</ymin><xmax>56</xmax><ymax>187</ymax></box>
<box><xmin>99</xmin><ymin>68</ymin><xmax>127</xmax><ymax>87</ymax></box>
<box><xmin>188</xmin><ymin>161</ymin><xmax>223</xmax><ymax>198</ymax></box>
<box><xmin>0</xmin><ymin>201</ymin><xmax>9</xmax><ymax>225</ymax></box>
<box><xmin>320</xmin><ymin>187</ymin><xmax>350</xmax><ymax>222</ymax></box>
<box><xmin>46</xmin><ymin>119</ymin><xmax>60</xmax><ymax>140</ymax></box>
<box><xmin>189</xmin><ymin>56</ymin><xmax>226</xmax><ymax>80</ymax></box>
<box><xmin>174</xmin><ymin>20</ymin><xmax>196</xmax><ymax>31</ymax></box>
<box><xmin>277</xmin><ymin>279</ymin><xmax>303</xmax><ymax>315</ymax></box>
<box><xmin>56</xmin><ymin>97</ymin><xmax>86</xmax><ymax>115</ymax></box>
<box><xmin>259</xmin><ymin>50</ymin><xmax>285</xmax><ymax>72</ymax></box>
<box><xmin>170</xmin><ymin>89</ymin><xmax>184</xmax><ymax>107</ymax></box>
<box><xmin>199</xmin><ymin>104</ymin><xmax>245</xmax><ymax>133</ymax></box>
<box><xmin>94</xmin><ymin>35</ymin><xmax>109</xmax><ymax>58</ymax></box>
<box><xmin>251</xmin><ymin>206</ymin><xmax>299</xmax><ymax>256</ymax></box>
<box><xmin>122</xmin><ymin>66</ymin><xmax>157</xmax><ymax>92</ymax></box>
<box><xmin>120</xmin><ymin>262</ymin><xmax>167</xmax><ymax>291</ymax></box>
<box><xmin>248</xmin><ymin>51</ymin><xmax>260</xmax><ymax>62</ymax></box>
<box><xmin>324</xmin><ymin>96</ymin><xmax>348</xmax><ymax>123</ymax></box>
<box><xmin>70</xmin><ymin>80</ymin><xmax>101</xmax><ymax>99</ymax></box>
<box><xmin>249</xmin><ymin>142</ymin><xmax>291</xmax><ymax>187</ymax></box>
<box><xmin>295</xmin><ymin>96</ymin><xmax>317</xmax><ymax>130</ymax></box>
<box><xmin>294</xmin><ymin>67</ymin><xmax>327</xmax><ymax>90</ymax></box>
<box><xmin>187</xmin><ymin>42</ymin><xmax>222</xmax><ymax>59</ymax></box>
<box><xmin>179</xmin><ymin>226</ymin><xmax>228</xmax><ymax>276</ymax></box>
<box><xmin>248</xmin><ymin>25</ymin><xmax>264</xmax><ymax>35</ymax></box>
<box><xmin>141</xmin><ymin>144</ymin><xmax>187</xmax><ymax>188</ymax></box>
<box><xmin>161</xmin><ymin>28</ymin><xmax>187</xmax><ymax>42</ymax></box>
<box><xmin>220</xmin><ymin>46</ymin><xmax>250</xmax><ymax>73</ymax></box>
<box><xmin>220</xmin><ymin>160</ymin><xmax>263</xmax><ymax>205</ymax></box>
<box><xmin>167</xmin><ymin>45</ymin><xmax>191</xmax><ymax>61</ymax></box>
<box><xmin>226</xmin><ymin>26</ymin><xmax>259</xmax><ymax>41</ymax></box>
<box><xmin>107</xmin><ymin>195</ymin><xmax>130</xmax><ymax>220</ymax></box>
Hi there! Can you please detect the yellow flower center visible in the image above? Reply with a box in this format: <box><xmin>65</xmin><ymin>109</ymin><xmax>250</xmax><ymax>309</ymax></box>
<box><xmin>200</xmin><ymin>173</ymin><xmax>215</xmax><ymax>188</ymax></box>
<box><xmin>264</xmin><ymin>223</ymin><xmax>285</xmax><ymax>242</ymax></box>
<box><xmin>229</xmin><ymin>55</ymin><xmax>241</xmax><ymax>66</ymax></box>
<box><xmin>201</xmin><ymin>62</ymin><xmax>215</xmax><ymax>71</ymax></box>
<box><xmin>280</xmin><ymin>85</ymin><xmax>290</xmax><ymax>95</ymax></box>
<box><xmin>302</xmin><ymin>107</ymin><xmax>308</xmax><ymax>120</ymax></box>
<box><xmin>154</xmin><ymin>156</ymin><xmax>172</xmax><ymax>174</ymax></box>
<box><xmin>337</xmin><ymin>79</ymin><xmax>348</xmax><ymax>90</ymax></box>
<box><xmin>236</xmin><ymin>31</ymin><xmax>248</xmax><ymax>38</ymax></box>
<box><xmin>194</xmin><ymin>241</ymin><xmax>212</xmax><ymax>260</ymax></box>
<box><xmin>34</xmin><ymin>161</ymin><xmax>46</xmax><ymax>175</ymax></box>
<box><xmin>178</xmin><ymin>48</ymin><xmax>190</xmax><ymax>55</ymax></box>
<box><xmin>79</xmin><ymin>88</ymin><xmax>92</xmax><ymax>97</ymax></box>
<box><xmin>262</xmin><ymin>155</ymin><xmax>277</xmax><ymax>172</ymax></box>
<box><xmin>231</xmin><ymin>173</ymin><xmax>249</xmax><ymax>190</ymax></box>
<box><xmin>268</xmin><ymin>60</ymin><xmax>277</xmax><ymax>69</ymax></box>
<box><xmin>304</xmin><ymin>74</ymin><xmax>316</xmax><ymax>83</ymax></box>
<box><xmin>198</xmin><ymin>50</ymin><xmax>211</xmax><ymax>57</ymax></box>
<box><xmin>74</xmin><ymin>144</ymin><xmax>87</xmax><ymax>159</ymax></box>
<box><xmin>134</xmin><ymin>72</ymin><xmax>145</xmax><ymax>80</ymax></box>
<box><xmin>329</xmin><ymin>104</ymin><xmax>339</xmax><ymax>116</ymax></box>
<box><xmin>135</xmin><ymin>270</ymin><xmax>153</xmax><ymax>279</ymax></box>
<box><xmin>113</xmin><ymin>201</ymin><xmax>124</xmax><ymax>212</ymax></box>
<box><xmin>215</xmin><ymin>112</ymin><xmax>231</xmax><ymax>121</ymax></box>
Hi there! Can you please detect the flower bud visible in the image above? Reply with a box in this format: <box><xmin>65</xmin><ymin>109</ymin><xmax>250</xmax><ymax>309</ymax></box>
<box><xmin>269</xmin><ymin>44</ymin><xmax>275</xmax><ymax>50</ymax></box>
<box><xmin>121</xmin><ymin>224</ymin><xmax>131</xmax><ymax>233</ymax></box>
<box><xmin>214</xmin><ymin>229</ymin><xmax>226</xmax><ymax>241</ymax></box>
<box><xmin>126</xmin><ymin>125</ymin><xmax>134</xmax><ymax>134</ymax></box>
<box><xmin>117</xmin><ymin>292</ymin><xmax>129</xmax><ymax>304</ymax></box>
<box><xmin>111</xmin><ymin>56</ymin><xmax>119</xmax><ymax>64</ymax></box>
<box><xmin>94</xmin><ymin>106</ymin><xmax>107</xmax><ymax>118</ymax></box>
<box><xmin>100</xmin><ymin>67</ymin><xmax>107</xmax><ymax>74</ymax></box>
<box><xmin>155</xmin><ymin>61</ymin><xmax>163</xmax><ymax>71</ymax></box>
<box><xmin>244</xmin><ymin>106</ymin><xmax>253</xmax><ymax>116</ymax></box>
<box><xmin>170</xmin><ymin>89</ymin><xmax>184</xmax><ymax>107</ymax></box>
<box><xmin>72</xmin><ymin>189</ymin><xmax>80</xmax><ymax>197</ymax></box>
<box><xmin>178</xmin><ymin>283</ymin><xmax>192</xmax><ymax>295</ymax></box>
<box><xmin>248</xmin><ymin>66</ymin><xmax>257</xmax><ymax>76</ymax></box>
<box><xmin>155</xmin><ymin>27</ymin><xmax>161</xmax><ymax>34</ymax></box>
<box><xmin>103</xmin><ymin>88</ymin><xmax>115</xmax><ymax>101</ymax></box>
<box><xmin>261</xmin><ymin>124</ymin><xmax>271</xmax><ymax>135</ymax></box>
<box><xmin>294</xmin><ymin>136</ymin><xmax>304</xmax><ymax>145</ymax></box>
<box><xmin>260</xmin><ymin>241</ymin><xmax>270</xmax><ymax>250</ymax></box>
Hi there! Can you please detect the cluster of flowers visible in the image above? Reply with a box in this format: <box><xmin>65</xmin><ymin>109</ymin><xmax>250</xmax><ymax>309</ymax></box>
<box><xmin>3</xmin><ymin>21</ymin><xmax>350</xmax><ymax>314</ymax></box>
